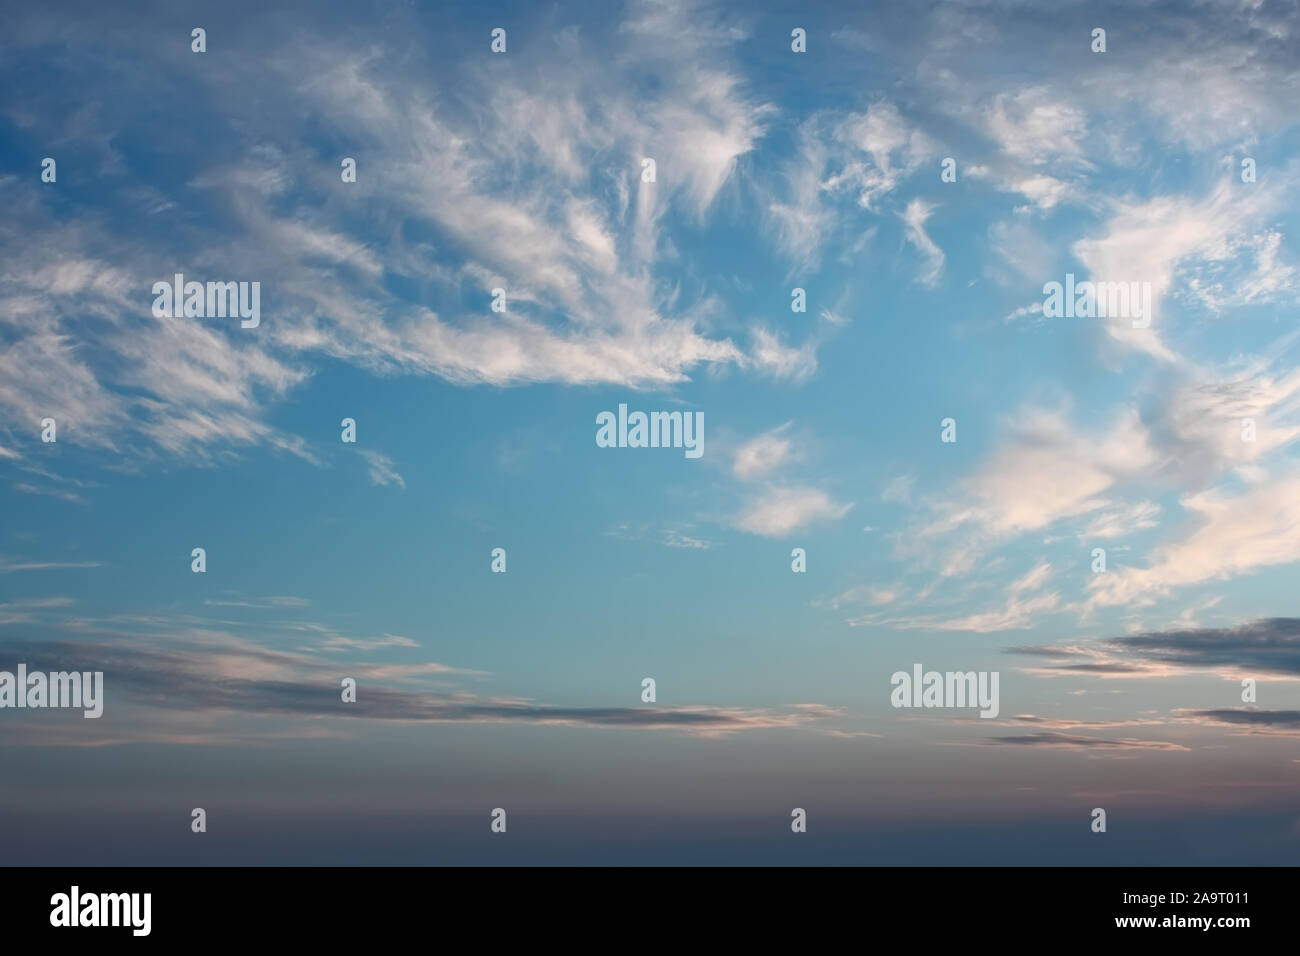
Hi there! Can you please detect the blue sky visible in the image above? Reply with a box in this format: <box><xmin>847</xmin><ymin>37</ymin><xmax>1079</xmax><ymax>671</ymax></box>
<box><xmin>2</xmin><ymin>0</ymin><xmax>1300</xmax><ymax>864</ymax></box>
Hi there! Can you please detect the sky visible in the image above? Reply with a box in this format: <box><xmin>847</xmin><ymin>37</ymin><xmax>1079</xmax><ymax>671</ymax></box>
<box><xmin>2</xmin><ymin>0</ymin><xmax>1300</xmax><ymax>865</ymax></box>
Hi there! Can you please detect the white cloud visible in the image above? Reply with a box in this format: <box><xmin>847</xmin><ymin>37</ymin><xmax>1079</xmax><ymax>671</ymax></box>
<box><xmin>360</xmin><ymin>450</ymin><xmax>405</xmax><ymax>489</ymax></box>
<box><xmin>0</xmin><ymin>558</ymin><xmax>101</xmax><ymax>574</ymax></box>
<box><xmin>766</xmin><ymin>100</ymin><xmax>934</xmax><ymax>268</ymax></box>
<box><xmin>1074</xmin><ymin>176</ymin><xmax>1297</xmax><ymax>362</ymax></box>
<box><xmin>733</xmin><ymin>424</ymin><xmax>795</xmax><ymax>481</ymax></box>
<box><xmin>735</xmin><ymin>486</ymin><xmax>852</xmax><ymax>537</ymax></box>
<box><xmin>862</xmin><ymin>561</ymin><xmax>1060</xmax><ymax>633</ymax></box>
<box><xmin>984</xmin><ymin>89</ymin><xmax>1088</xmax><ymax>167</ymax></box>
<box><xmin>1081</xmin><ymin>501</ymin><xmax>1162</xmax><ymax>541</ymax></box>
<box><xmin>0</xmin><ymin>1</ymin><xmax>791</xmax><ymax>469</ymax></box>
<box><xmin>830</xmin><ymin>101</ymin><xmax>936</xmax><ymax>211</ymax></box>
<box><xmin>926</xmin><ymin>406</ymin><xmax>1157</xmax><ymax>543</ymax></box>
<box><xmin>318</xmin><ymin>634</ymin><xmax>420</xmax><ymax>652</ymax></box>
<box><xmin>899</xmin><ymin>199</ymin><xmax>945</xmax><ymax>286</ymax></box>
<box><xmin>746</xmin><ymin>330</ymin><xmax>818</xmax><ymax>382</ymax></box>
<box><xmin>1087</xmin><ymin>474</ymin><xmax>1300</xmax><ymax>610</ymax></box>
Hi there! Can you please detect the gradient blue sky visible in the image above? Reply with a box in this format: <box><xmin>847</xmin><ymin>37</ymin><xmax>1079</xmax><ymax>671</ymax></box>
<box><xmin>2</xmin><ymin>0</ymin><xmax>1300</xmax><ymax>864</ymax></box>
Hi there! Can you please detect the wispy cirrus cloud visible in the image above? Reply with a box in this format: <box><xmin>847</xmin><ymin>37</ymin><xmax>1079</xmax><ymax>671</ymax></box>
<box><xmin>856</xmin><ymin>561</ymin><xmax>1060</xmax><ymax>632</ymax></box>
<box><xmin>204</xmin><ymin>595</ymin><xmax>311</xmax><ymax>610</ymax></box>
<box><xmin>360</xmin><ymin>450</ymin><xmax>405</xmax><ymax>489</ymax></box>
<box><xmin>1075</xmin><ymin>174</ymin><xmax>1300</xmax><ymax>362</ymax></box>
<box><xmin>606</xmin><ymin>521</ymin><xmax>716</xmax><ymax>551</ymax></box>
<box><xmin>899</xmin><ymin>198</ymin><xmax>945</xmax><ymax>286</ymax></box>
<box><xmin>1085</xmin><ymin>477</ymin><xmax>1300</xmax><ymax>611</ymax></box>
<box><xmin>0</xmin><ymin>0</ymin><xmax>807</xmax><ymax>475</ymax></box>
<box><xmin>884</xmin><ymin>334</ymin><xmax>1300</xmax><ymax>624</ymax></box>
<box><xmin>0</xmin><ymin>556</ymin><xmax>102</xmax><ymax>574</ymax></box>
<box><xmin>765</xmin><ymin>99</ymin><xmax>936</xmax><ymax>270</ymax></box>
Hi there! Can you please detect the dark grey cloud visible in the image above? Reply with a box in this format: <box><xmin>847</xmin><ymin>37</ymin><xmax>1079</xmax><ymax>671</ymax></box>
<box><xmin>1005</xmin><ymin>715</ymin><xmax>1158</xmax><ymax>729</ymax></box>
<box><xmin>1003</xmin><ymin>644</ymin><xmax>1092</xmax><ymax>658</ymax></box>
<box><xmin>986</xmin><ymin>732</ymin><xmax>1187</xmax><ymax>751</ymax></box>
<box><xmin>1042</xmin><ymin>662</ymin><xmax>1150</xmax><ymax>674</ymax></box>
<box><xmin>1109</xmin><ymin>618</ymin><xmax>1300</xmax><ymax>674</ymax></box>
<box><xmin>1007</xmin><ymin>617</ymin><xmax>1300</xmax><ymax>678</ymax></box>
<box><xmin>1178</xmin><ymin>708</ymin><xmax>1300</xmax><ymax>729</ymax></box>
<box><xmin>0</xmin><ymin>639</ymin><xmax>831</xmax><ymax>734</ymax></box>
